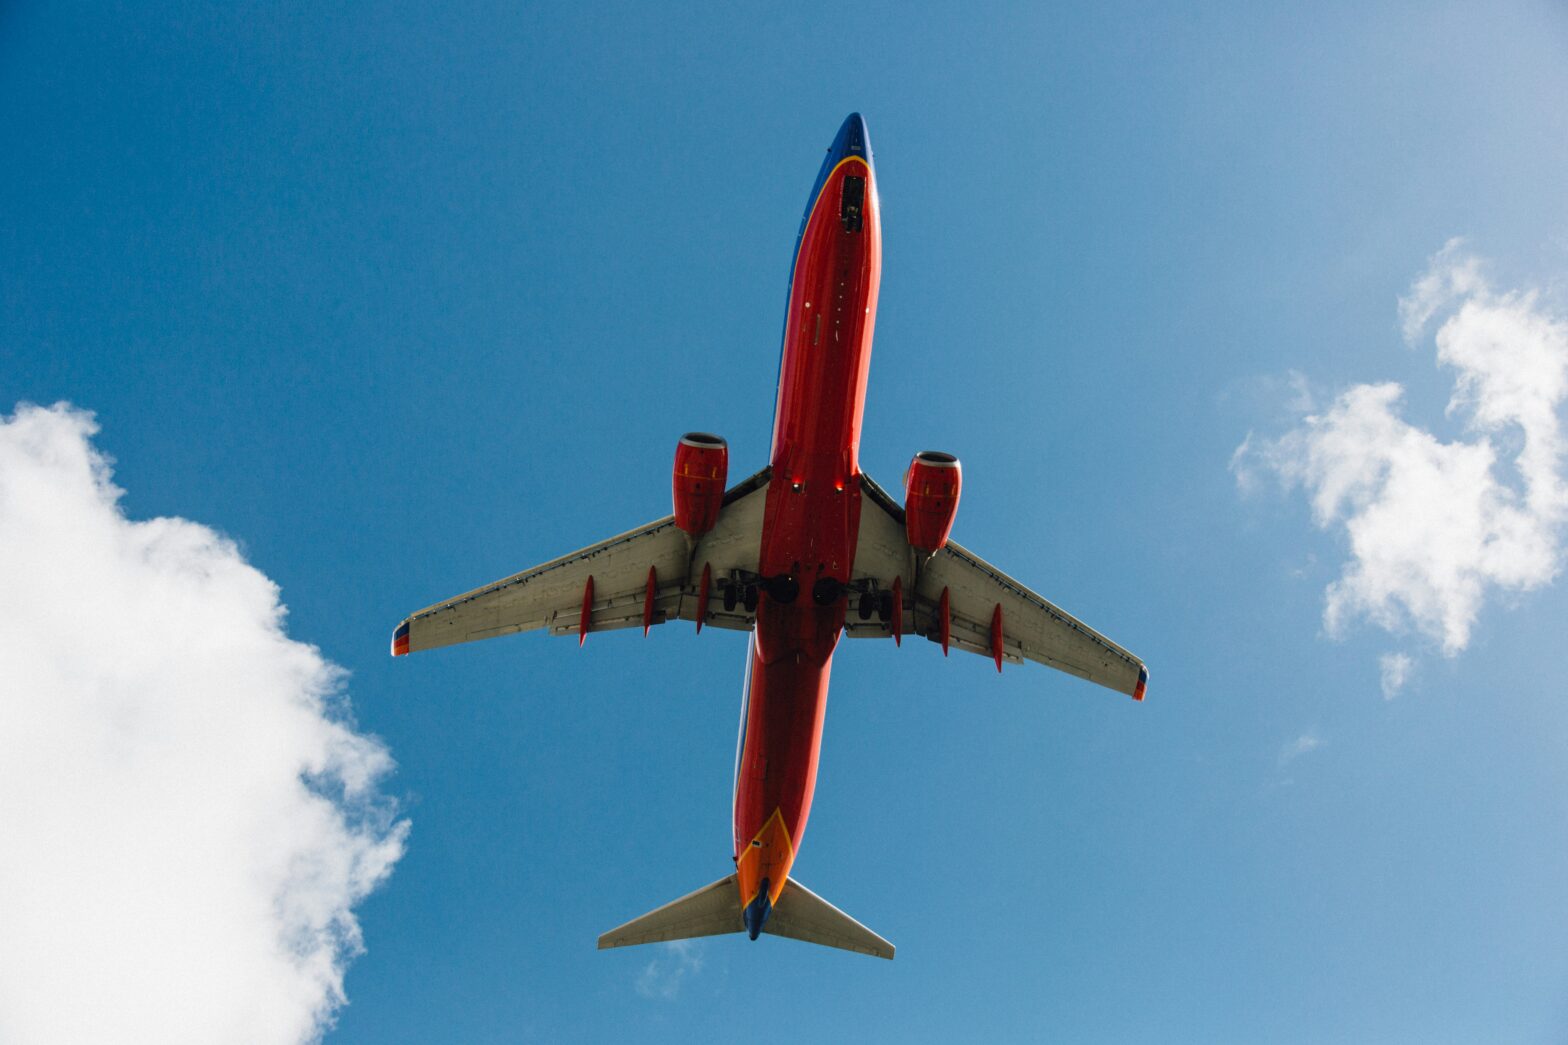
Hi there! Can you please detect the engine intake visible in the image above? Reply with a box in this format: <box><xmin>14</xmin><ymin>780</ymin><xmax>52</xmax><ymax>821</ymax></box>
<box><xmin>673</xmin><ymin>432</ymin><xmax>729</xmax><ymax>537</ymax></box>
<box><xmin>904</xmin><ymin>450</ymin><xmax>961</xmax><ymax>552</ymax></box>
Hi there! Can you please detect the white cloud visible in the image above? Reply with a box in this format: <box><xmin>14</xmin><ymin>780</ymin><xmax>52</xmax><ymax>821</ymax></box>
<box><xmin>1397</xmin><ymin>237</ymin><xmax>1488</xmax><ymax>344</ymax></box>
<box><xmin>0</xmin><ymin>403</ymin><xmax>408</xmax><ymax>1044</ymax></box>
<box><xmin>1278</xmin><ymin>730</ymin><xmax>1323</xmax><ymax>768</ymax></box>
<box><xmin>1380</xmin><ymin>652</ymin><xmax>1414</xmax><ymax>700</ymax></box>
<box><xmin>1236</xmin><ymin>243</ymin><xmax>1568</xmax><ymax>665</ymax></box>
<box><xmin>635</xmin><ymin>939</ymin><xmax>704</xmax><ymax>1000</ymax></box>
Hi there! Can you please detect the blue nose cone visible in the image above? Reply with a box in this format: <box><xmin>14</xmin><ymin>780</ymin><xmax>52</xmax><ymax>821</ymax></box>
<box><xmin>830</xmin><ymin>112</ymin><xmax>871</xmax><ymax>164</ymax></box>
<box><xmin>799</xmin><ymin>114</ymin><xmax>876</xmax><ymax>240</ymax></box>
<box><xmin>743</xmin><ymin>879</ymin><xmax>774</xmax><ymax>940</ymax></box>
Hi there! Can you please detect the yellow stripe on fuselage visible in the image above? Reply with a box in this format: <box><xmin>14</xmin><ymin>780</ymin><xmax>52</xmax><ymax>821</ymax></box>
<box><xmin>801</xmin><ymin>156</ymin><xmax>872</xmax><ymax>239</ymax></box>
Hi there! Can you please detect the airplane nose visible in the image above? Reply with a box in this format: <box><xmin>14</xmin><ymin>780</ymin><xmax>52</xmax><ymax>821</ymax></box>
<box><xmin>831</xmin><ymin>112</ymin><xmax>872</xmax><ymax>165</ymax></box>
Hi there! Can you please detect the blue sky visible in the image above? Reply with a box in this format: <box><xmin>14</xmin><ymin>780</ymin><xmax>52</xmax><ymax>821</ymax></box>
<box><xmin>5</xmin><ymin>2</ymin><xmax>1568</xmax><ymax>1041</ymax></box>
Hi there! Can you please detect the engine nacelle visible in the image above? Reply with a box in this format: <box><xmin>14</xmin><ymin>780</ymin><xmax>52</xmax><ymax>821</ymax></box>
<box><xmin>673</xmin><ymin>432</ymin><xmax>729</xmax><ymax>537</ymax></box>
<box><xmin>904</xmin><ymin>450</ymin><xmax>961</xmax><ymax>552</ymax></box>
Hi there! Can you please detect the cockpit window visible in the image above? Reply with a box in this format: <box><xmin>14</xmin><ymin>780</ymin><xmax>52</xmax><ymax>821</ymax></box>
<box><xmin>840</xmin><ymin>176</ymin><xmax>865</xmax><ymax>233</ymax></box>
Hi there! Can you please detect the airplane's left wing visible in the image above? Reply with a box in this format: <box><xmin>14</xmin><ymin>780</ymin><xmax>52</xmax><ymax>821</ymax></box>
<box><xmin>848</xmin><ymin>473</ymin><xmax>1147</xmax><ymax>700</ymax></box>
<box><xmin>393</xmin><ymin>468</ymin><xmax>770</xmax><ymax>655</ymax></box>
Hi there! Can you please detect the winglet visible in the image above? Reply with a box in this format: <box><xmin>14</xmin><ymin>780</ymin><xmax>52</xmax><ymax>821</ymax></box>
<box><xmin>1133</xmin><ymin>664</ymin><xmax>1148</xmax><ymax>702</ymax></box>
<box><xmin>391</xmin><ymin>620</ymin><xmax>410</xmax><ymax>657</ymax></box>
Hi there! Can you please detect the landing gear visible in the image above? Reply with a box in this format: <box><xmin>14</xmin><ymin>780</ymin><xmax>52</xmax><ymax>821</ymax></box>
<box><xmin>839</xmin><ymin>580</ymin><xmax>899</xmax><ymax>626</ymax></box>
<box><xmin>719</xmin><ymin>572</ymin><xmax>772</xmax><ymax>614</ymax></box>
<box><xmin>718</xmin><ymin>572</ymin><xmax>898</xmax><ymax>620</ymax></box>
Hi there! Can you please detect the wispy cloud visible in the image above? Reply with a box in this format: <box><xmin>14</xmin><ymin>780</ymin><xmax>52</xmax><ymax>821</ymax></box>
<box><xmin>0</xmin><ymin>403</ymin><xmax>408</xmax><ymax>1044</ymax></box>
<box><xmin>1235</xmin><ymin>241</ymin><xmax>1568</xmax><ymax>685</ymax></box>
<box><xmin>1380</xmin><ymin>652</ymin><xmax>1414</xmax><ymax>699</ymax></box>
<box><xmin>635</xmin><ymin>939</ymin><xmax>704</xmax><ymax>1000</ymax></box>
<box><xmin>1278</xmin><ymin>730</ymin><xmax>1323</xmax><ymax>768</ymax></box>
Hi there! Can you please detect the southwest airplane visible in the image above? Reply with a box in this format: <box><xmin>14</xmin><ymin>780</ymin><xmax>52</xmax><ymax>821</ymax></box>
<box><xmin>392</xmin><ymin>114</ymin><xmax>1147</xmax><ymax>960</ymax></box>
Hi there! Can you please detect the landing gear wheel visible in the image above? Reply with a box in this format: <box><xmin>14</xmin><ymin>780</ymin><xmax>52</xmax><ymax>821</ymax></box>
<box><xmin>857</xmin><ymin>591</ymin><xmax>874</xmax><ymax>620</ymax></box>
<box><xmin>722</xmin><ymin>581</ymin><xmax>738</xmax><ymax>613</ymax></box>
<box><xmin>743</xmin><ymin>584</ymin><xmax>759</xmax><ymax>613</ymax></box>
<box><xmin>878</xmin><ymin>590</ymin><xmax>894</xmax><ymax>623</ymax></box>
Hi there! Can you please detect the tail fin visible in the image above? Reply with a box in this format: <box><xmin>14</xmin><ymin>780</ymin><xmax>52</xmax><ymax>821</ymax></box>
<box><xmin>597</xmin><ymin>873</ymin><xmax>894</xmax><ymax>960</ymax></box>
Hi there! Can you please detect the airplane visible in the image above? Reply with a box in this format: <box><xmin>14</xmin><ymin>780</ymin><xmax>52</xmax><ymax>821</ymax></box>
<box><xmin>391</xmin><ymin>113</ymin><xmax>1148</xmax><ymax>960</ymax></box>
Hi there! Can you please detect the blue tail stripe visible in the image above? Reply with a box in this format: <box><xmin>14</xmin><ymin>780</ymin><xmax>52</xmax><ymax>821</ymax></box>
<box><xmin>743</xmin><ymin>878</ymin><xmax>773</xmax><ymax>940</ymax></box>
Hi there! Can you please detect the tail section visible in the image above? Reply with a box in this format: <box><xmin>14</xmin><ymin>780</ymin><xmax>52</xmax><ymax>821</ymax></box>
<box><xmin>597</xmin><ymin>873</ymin><xmax>894</xmax><ymax>960</ymax></box>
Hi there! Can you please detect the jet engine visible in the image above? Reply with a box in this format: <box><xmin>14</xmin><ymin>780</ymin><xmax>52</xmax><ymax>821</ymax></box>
<box><xmin>903</xmin><ymin>451</ymin><xmax>961</xmax><ymax>552</ymax></box>
<box><xmin>673</xmin><ymin>432</ymin><xmax>729</xmax><ymax>537</ymax></box>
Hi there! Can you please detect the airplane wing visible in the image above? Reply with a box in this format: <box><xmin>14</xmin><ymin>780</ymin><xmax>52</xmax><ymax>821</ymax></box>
<box><xmin>847</xmin><ymin>473</ymin><xmax>1148</xmax><ymax>700</ymax></box>
<box><xmin>393</xmin><ymin>468</ymin><xmax>771</xmax><ymax>656</ymax></box>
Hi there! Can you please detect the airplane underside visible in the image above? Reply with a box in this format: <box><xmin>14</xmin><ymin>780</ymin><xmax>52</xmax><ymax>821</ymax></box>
<box><xmin>392</xmin><ymin>113</ymin><xmax>1147</xmax><ymax>960</ymax></box>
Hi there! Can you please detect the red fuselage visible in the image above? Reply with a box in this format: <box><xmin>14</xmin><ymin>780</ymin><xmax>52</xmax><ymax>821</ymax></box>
<box><xmin>733</xmin><ymin>115</ymin><xmax>881</xmax><ymax>921</ymax></box>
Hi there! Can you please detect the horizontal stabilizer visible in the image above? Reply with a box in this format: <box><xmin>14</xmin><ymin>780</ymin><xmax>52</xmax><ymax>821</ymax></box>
<box><xmin>597</xmin><ymin>873</ymin><xmax>893</xmax><ymax>959</ymax></box>
<box><xmin>597</xmin><ymin>874</ymin><xmax>743</xmax><ymax>950</ymax></box>
<box><xmin>768</xmin><ymin>878</ymin><xmax>895</xmax><ymax>959</ymax></box>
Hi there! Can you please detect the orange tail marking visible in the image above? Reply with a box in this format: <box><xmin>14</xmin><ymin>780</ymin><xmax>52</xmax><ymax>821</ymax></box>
<box><xmin>735</xmin><ymin>808</ymin><xmax>796</xmax><ymax>909</ymax></box>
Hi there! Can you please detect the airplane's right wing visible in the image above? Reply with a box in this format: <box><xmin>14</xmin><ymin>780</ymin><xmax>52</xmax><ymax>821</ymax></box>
<box><xmin>393</xmin><ymin>468</ymin><xmax>771</xmax><ymax>656</ymax></box>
